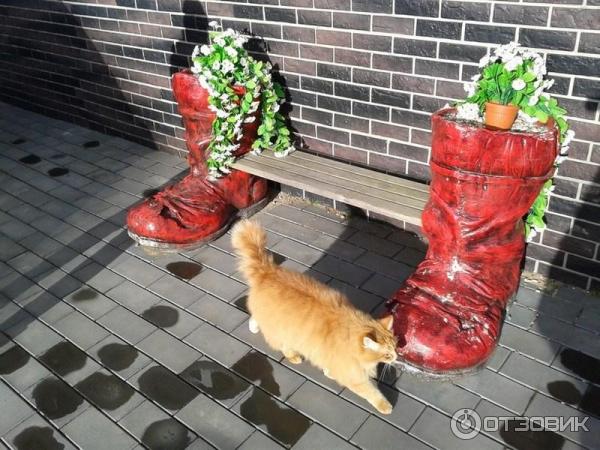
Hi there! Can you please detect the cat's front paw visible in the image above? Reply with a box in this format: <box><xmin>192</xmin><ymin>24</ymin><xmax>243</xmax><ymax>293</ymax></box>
<box><xmin>249</xmin><ymin>318</ymin><xmax>259</xmax><ymax>334</ymax></box>
<box><xmin>375</xmin><ymin>399</ymin><xmax>393</xmax><ymax>415</ymax></box>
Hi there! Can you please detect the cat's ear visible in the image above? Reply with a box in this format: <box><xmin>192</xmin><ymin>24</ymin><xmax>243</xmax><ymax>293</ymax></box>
<box><xmin>379</xmin><ymin>315</ymin><xmax>393</xmax><ymax>331</ymax></box>
<box><xmin>362</xmin><ymin>334</ymin><xmax>380</xmax><ymax>351</ymax></box>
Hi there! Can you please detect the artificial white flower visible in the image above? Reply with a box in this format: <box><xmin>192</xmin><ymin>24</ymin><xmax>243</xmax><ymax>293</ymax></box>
<box><xmin>244</xmin><ymin>116</ymin><xmax>256</xmax><ymax>123</ymax></box>
<box><xmin>239</xmin><ymin>58</ymin><xmax>248</xmax><ymax>67</ymax></box>
<box><xmin>563</xmin><ymin>129</ymin><xmax>575</xmax><ymax>146</ymax></box>
<box><xmin>225</xmin><ymin>47</ymin><xmax>237</xmax><ymax>58</ymax></box>
<box><xmin>234</xmin><ymin>36</ymin><xmax>247</xmax><ymax>47</ymax></box>
<box><xmin>455</xmin><ymin>102</ymin><xmax>482</xmax><ymax>122</ymax></box>
<box><xmin>221</xmin><ymin>60</ymin><xmax>235</xmax><ymax>73</ymax></box>
<box><xmin>208</xmin><ymin>20</ymin><xmax>219</xmax><ymax>29</ymax></box>
<box><xmin>478</xmin><ymin>55</ymin><xmax>491</xmax><ymax>68</ymax></box>
<box><xmin>192</xmin><ymin>46</ymin><xmax>200</xmax><ymax>58</ymax></box>
<box><xmin>216</xmin><ymin>109</ymin><xmax>228</xmax><ymax>118</ymax></box>
<box><xmin>470</xmin><ymin>74</ymin><xmax>481</xmax><ymax>82</ymax></box>
<box><xmin>212</xmin><ymin>61</ymin><xmax>221</xmax><ymax>71</ymax></box>
<box><xmin>504</xmin><ymin>56</ymin><xmax>523</xmax><ymax>72</ymax></box>
<box><xmin>511</xmin><ymin>78</ymin><xmax>526</xmax><ymax>91</ymax></box>
<box><xmin>463</xmin><ymin>82</ymin><xmax>476</xmax><ymax>97</ymax></box>
<box><xmin>526</xmin><ymin>228</ymin><xmax>537</xmax><ymax>243</ymax></box>
<box><xmin>214</xmin><ymin>37</ymin><xmax>225</xmax><ymax>47</ymax></box>
<box><xmin>200</xmin><ymin>45</ymin><xmax>211</xmax><ymax>56</ymax></box>
<box><xmin>528</xmin><ymin>96</ymin><xmax>539</xmax><ymax>106</ymax></box>
<box><xmin>555</xmin><ymin>155</ymin><xmax>567</xmax><ymax>164</ymax></box>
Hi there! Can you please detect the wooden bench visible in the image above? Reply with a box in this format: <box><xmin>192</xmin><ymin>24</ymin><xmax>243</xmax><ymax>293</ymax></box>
<box><xmin>232</xmin><ymin>150</ymin><xmax>429</xmax><ymax>226</ymax></box>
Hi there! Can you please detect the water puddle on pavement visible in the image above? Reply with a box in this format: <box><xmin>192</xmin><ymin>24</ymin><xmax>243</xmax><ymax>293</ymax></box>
<box><xmin>142</xmin><ymin>305</ymin><xmax>179</xmax><ymax>328</ymax></box>
<box><xmin>32</xmin><ymin>378</ymin><xmax>83</xmax><ymax>419</ymax></box>
<box><xmin>0</xmin><ymin>345</ymin><xmax>30</xmax><ymax>374</ymax></box>
<box><xmin>75</xmin><ymin>372</ymin><xmax>135</xmax><ymax>410</ymax></box>
<box><xmin>166</xmin><ymin>262</ymin><xmax>202</xmax><ymax>280</ymax></box>
<box><xmin>97</xmin><ymin>343</ymin><xmax>139</xmax><ymax>371</ymax></box>
<box><xmin>141</xmin><ymin>418</ymin><xmax>193</xmax><ymax>450</ymax></box>
<box><xmin>180</xmin><ymin>360</ymin><xmax>247</xmax><ymax>401</ymax></box>
<box><xmin>71</xmin><ymin>288</ymin><xmax>98</xmax><ymax>301</ymax></box>
<box><xmin>232</xmin><ymin>351</ymin><xmax>281</xmax><ymax>397</ymax></box>
<box><xmin>83</xmin><ymin>140</ymin><xmax>100</xmax><ymax>148</ymax></box>
<box><xmin>13</xmin><ymin>426</ymin><xmax>64</xmax><ymax>450</ymax></box>
<box><xmin>19</xmin><ymin>154</ymin><xmax>41</xmax><ymax>164</ymax></box>
<box><xmin>499</xmin><ymin>419</ymin><xmax>565</xmax><ymax>450</ymax></box>
<box><xmin>48</xmin><ymin>168</ymin><xmax>69</xmax><ymax>177</ymax></box>
<box><xmin>39</xmin><ymin>342</ymin><xmax>87</xmax><ymax>376</ymax></box>
<box><xmin>137</xmin><ymin>366</ymin><xmax>198</xmax><ymax>410</ymax></box>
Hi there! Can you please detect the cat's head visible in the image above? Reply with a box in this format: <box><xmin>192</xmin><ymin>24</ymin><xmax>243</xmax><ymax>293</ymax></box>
<box><xmin>360</xmin><ymin>315</ymin><xmax>397</xmax><ymax>364</ymax></box>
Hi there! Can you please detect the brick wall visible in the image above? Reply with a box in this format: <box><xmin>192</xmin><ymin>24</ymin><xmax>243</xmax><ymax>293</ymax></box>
<box><xmin>0</xmin><ymin>0</ymin><xmax>599</xmax><ymax>290</ymax></box>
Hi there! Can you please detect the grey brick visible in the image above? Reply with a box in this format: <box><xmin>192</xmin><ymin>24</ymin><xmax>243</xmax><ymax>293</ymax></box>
<box><xmin>360</xmin><ymin>273</ymin><xmax>400</xmax><ymax>298</ymax></box>
<box><xmin>106</xmin><ymin>280</ymin><xmax>162</xmax><ymax>313</ymax></box>
<box><xmin>530</xmin><ymin>315</ymin><xmax>600</xmax><ymax>359</ymax></box>
<box><xmin>177</xmin><ymin>394</ymin><xmax>254</xmax><ymax>449</ymax></box>
<box><xmin>111</xmin><ymin>256</ymin><xmax>165</xmax><ymax>287</ymax></box>
<box><xmin>486</xmin><ymin>345</ymin><xmax>511</xmax><ymax>371</ymax></box>
<box><xmin>313</xmin><ymin>255</ymin><xmax>372</xmax><ymax>287</ymax></box>
<box><xmin>293</xmin><ymin>423</ymin><xmax>356</xmax><ymax>450</ymax></box>
<box><xmin>7</xmin><ymin>319</ymin><xmax>64</xmax><ymax>356</ymax></box>
<box><xmin>506</xmin><ymin>303</ymin><xmax>537</xmax><ymax>329</ymax></box>
<box><xmin>270</xmin><ymin>238</ymin><xmax>324</xmax><ymax>266</ymax></box>
<box><xmin>352</xmin><ymin>415</ymin><xmax>430</xmax><ymax>450</ymax></box>
<box><xmin>187</xmin><ymin>294</ymin><xmax>247</xmax><ymax>332</ymax></box>
<box><xmin>191</xmin><ymin>246</ymin><xmax>239</xmax><ymax>276</ymax></box>
<box><xmin>62</xmin><ymin>406</ymin><xmax>137</xmax><ymax>450</ymax></box>
<box><xmin>4</xmin><ymin>414</ymin><xmax>78</xmax><ymax>450</ymax></box>
<box><xmin>98</xmin><ymin>306</ymin><xmax>156</xmax><ymax>344</ymax></box>
<box><xmin>71</xmin><ymin>263</ymin><xmax>126</xmax><ymax>293</ymax></box>
<box><xmin>185</xmin><ymin>323</ymin><xmax>250</xmax><ymax>367</ymax></box>
<box><xmin>231</xmin><ymin>319</ymin><xmax>284</xmax><ymax>361</ymax></box>
<box><xmin>53</xmin><ymin>311</ymin><xmax>110</xmax><ymax>350</ymax></box>
<box><xmin>288</xmin><ymin>382</ymin><xmax>369</xmax><ymax>438</ymax></box>
<box><xmin>191</xmin><ymin>268</ymin><xmax>247</xmax><ymax>302</ymax></box>
<box><xmin>61</xmin><ymin>287</ymin><xmax>117</xmax><ymax>320</ymax></box>
<box><xmin>0</xmin><ymin>237</ymin><xmax>26</xmax><ymax>261</ymax></box>
<box><xmin>0</xmin><ymin>344</ymin><xmax>52</xmax><ymax>392</ymax></box>
<box><xmin>137</xmin><ymin>329</ymin><xmax>202</xmax><ymax>373</ymax></box>
<box><xmin>118</xmin><ymin>399</ymin><xmax>171</xmax><ymax>440</ymax></box>
<box><xmin>238</xmin><ymin>431</ymin><xmax>285</xmax><ymax>450</ymax></box>
<box><xmin>328</xmin><ymin>279</ymin><xmax>384</xmax><ymax>312</ymax></box>
<box><xmin>88</xmin><ymin>335</ymin><xmax>152</xmax><ymax>379</ymax></box>
<box><xmin>499</xmin><ymin>323</ymin><xmax>561</xmax><ymax>364</ymax></box>
<box><xmin>8</xmin><ymin>251</ymin><xmax>54</xmax><ymax>279</ymax></box>
<box><xmin>0</xmin><ymin>383</ymin><xmax>34</xmax><ymax>435</ymax></box>
<box><xmin>147</xmin><ymin>275</ymin><xmax>205</xmax><ymax>308</ymax></box>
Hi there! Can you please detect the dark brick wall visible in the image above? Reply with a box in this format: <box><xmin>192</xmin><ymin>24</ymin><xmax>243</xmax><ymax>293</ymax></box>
<box><xmin>0</xmin><ymin>0</ymin><xmax>599</xmax><ymax>290</ymax></box>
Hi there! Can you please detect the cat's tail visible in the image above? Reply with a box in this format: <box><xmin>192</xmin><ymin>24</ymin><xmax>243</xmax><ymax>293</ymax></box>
<box><xmin>231</xmin><ymin>219</ymin><xmax>274</xmax><ymax>283</ymax></box>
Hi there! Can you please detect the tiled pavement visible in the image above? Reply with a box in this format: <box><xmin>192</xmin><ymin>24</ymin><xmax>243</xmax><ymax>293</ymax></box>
<box><xmin>0</xmin><ymin>101</ymin><xmax>599</xmax><ymax>450</ymax></box>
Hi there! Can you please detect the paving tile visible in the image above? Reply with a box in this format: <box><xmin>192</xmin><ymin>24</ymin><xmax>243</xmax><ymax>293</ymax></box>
<box><xmin>485</xmin><ymin>345</ymin><xmax>511</xmax><ymax>371</ymax></box>
<box><xmin>329</xmin><ymin>279</ymin><xmax>384</xmax><ymax>312</ymax></box>
<box><xmin>188</xmin><ymin>294</ymin><xmax>248</xmax><ymax>332</ymax></box>
<box><xmin>282</xmin><ymin>358</ymin><xmax>343</xmax><ymax>394</ymax></box>
<box><xmin>354</xmin><ymin>251</ymin><xmax>413</xmax><ymax>281</ymax></box>
<box><xmin>147</xmin><ymin>275</ymin><xmax>205</xmax><ymax>308</ymax></box>
<box><xmin>269</xmin><ymin>205</ymin><xmax>348</xmax><ymax>237</ymax></box>
<box><xmin>360</xmin><ymin>273</ymin><xmax>401</xmax><ymax>298</ymax></box>
<box><xmin>530</xmin><ymin>315</ymin><xmax>600</xmax><ymax>359</ymax></box>
<box><xmin>33</xmin><ymin>270</ymin><xmax>83</xmax><ymax>299</ymax></box>
<box><xmin>313</xmin><ymin>255</ymin><xmax>373</xmax><ymax>287</ymax></box>
<box><xmin>550</xmin><ymin>346</ymin><xmax>600</xmax><ymax>385</ymax></box>
<box><xmin>0</xmin><ymin>344</ymin><xmax>52</xmax><ymax>392</ymax></box>
<box><xmin>88</xmin><ymin>336</ymin><xmax>152</xmax><ymax>380</ymax></box>
<box><xmin>71</xmin><ymin>262</ymin><xmax>126</xmax><ymax>293</ymax></box>
<box><xmin>106</xmin><ymin>280</ymin><xmax>162</xmax><ymax>313</ymax></box>
<box><xmin>270</xmin><ymin>238</ymin><xmax>325</xmax><ymax>266</ymax></box>
<box><xmin>261</xmin><ymin>214</ymin><xmax>323</xmax><ymax>244</ymax></box>
<box><xmin>176</xmin><ymin>393</ymin><xmax>254</xmax><ymax>449</ymax></box>
<box><xmin>311</xmin><ymin>233</ymin><xmax>366</xmax><ymax>262</ymax></box>
<box><xmin>7</xmin><ymin>319</ymin><xmax>64</xmax><ymax>356</ymax></box>
<box><xmin>52</xmin><ymin>311</ymin><xmax>110</xmax><ymax>350</ymax></box>
<box><xmin>111</xmin><ymin>257</ymin><xmax>165</xmax><ymax>287</ymax></box>
<box><xmin>97</xmin><ymin>306</ymin><xmax>156</xmax><ymax>345</ymax></box>
<box><xmin>232</xmin><ymin>387</ymin><xmax>311</xmax><ymax>447</ymax></box>
<box><xmin>16</xmin><ymin>292</ymin><xmax>74</xmax><ymax>327</ymax></box>
<box><xmin>185</xmin><ymin>322</ymin><xmax>251</xmax><ymax>367</ymax></box>
<box><xmin>191</xmin><ymin>268</ymin><xmax>247</xmax><ymax>302</ymax></box>
<box><xmin>0</xmin><ymin>300</ymin><xmax>32</xmax><ymax>332</ymax></box>
<box><xmin>499</xmin><ymin>323</ymin><xmax>561</xmax><ymax>364</ymax></box>
<box><xmin>238</xmin><ymin>430</ymin><xmax>285</xmax><ymax>450</ymax></box>
<box><xmin>141</xmin><ymin>300</ymin><xmax>202</xmax><ymax>339</ymax></box>
<box><xmin>395</xmin><ymin>373</ymin><xmax>480</xmax><ymax>416</ymax></box>
<box><xmin>231</xmin><ymin>320</ymin><xmax>286</xmax><ymax>361</ymax></box>
<box><xmin>0</xmin><ymin>237</ymin><xmax>26</xmax><ymax>262</ymax></box>
<box><xmin>288</xmin><ymin>381</ymin><xmax>369</xmax><ymax>438</ymax></box>
<box><xmin>506</xmin><ymin>302</ymin><xmax>537</xmax><ymax>329</ymax></box>
<box><xmin>411</xmin><ymin>406</ymin><xmax>503</xmax><ymax>450</ymax></box>
<box><xmin>61</xmin><ymin>405</ymin><xmax>137</xmax><ymax>450</ymax></box>
<box><xmin>0</xmin><ymin>382</ymin><xmax>35</xmax><ymax>435</ymax></box>
<box><xmin>292</xmin><ymin>423</ymin><xmax>357</xmax><ymax>450</ymax></box>
<box><xmin>3</xmin><ymin>413</ymin><xmax>78</xmax><ymax>450</ymax></box>
<box><xmin>137</xmin><ymin>329</ymin><xmax>202</xmax><ymax>373</ymax></box>
<box><xmin>38</xmin><ymin>340</ymin><xmax>100</xmax><ymax>384</ymax></box>
<box><xmin>352</xmin><ymin>415</ymin><xmax>430</xmax><ymax>450</ymax></box>
<box><xmin>118</xmin><ymin>399</ymin><xmax>170</xmax><ymax>440</ymax></box>
<box><xmin>8</xmin><ymin>251</ymin><xmax>54</xmax><ymax>278</ymax></box>
<box><xmin>191</xmin><ymin>246</ymin><xmax>239</xmax><ymax>275</ymax></box>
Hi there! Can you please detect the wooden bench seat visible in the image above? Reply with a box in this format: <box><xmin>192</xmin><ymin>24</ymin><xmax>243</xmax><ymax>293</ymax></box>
<box><xmin>232</xmin><ymin>150</ymin><xmax>429</xmax><ymax>226</ymax></box>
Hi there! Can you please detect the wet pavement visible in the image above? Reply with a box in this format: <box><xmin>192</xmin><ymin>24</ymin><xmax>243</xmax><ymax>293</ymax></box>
<box><xmin>0</xmin><ymin>102</ymin><xmax>599</xmax><ymax>449</ymax></box>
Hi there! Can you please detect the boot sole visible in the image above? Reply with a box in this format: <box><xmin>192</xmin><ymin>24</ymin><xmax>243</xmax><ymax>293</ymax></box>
<box><xmin>127</xmin><ymin>196</ymin><xmax>269</xmax><ymax>253</ymax></box>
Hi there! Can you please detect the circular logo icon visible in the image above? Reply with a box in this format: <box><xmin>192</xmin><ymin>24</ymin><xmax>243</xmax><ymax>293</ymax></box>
<box><xmin>450</xmin><ymin>408</ymin><xmax>481</xmax><ymax>440</ymax></box>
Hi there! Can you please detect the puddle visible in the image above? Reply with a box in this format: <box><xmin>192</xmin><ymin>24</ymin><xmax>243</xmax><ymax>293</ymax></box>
<box><xmin>143</xmin><ymin>188</ymin><xmax>160</xmax><ymax>198</ymax></box>
<box><xmin>142</xmin><ymin>305</ymin><xmax>179</xmax><ymax>328</ymax></box>
<box><xmin>0</xmin><ymin>345</ymin><xmax>30</xmax><ymax>374</ymax></box>
<box><xmin>75</xmin><ymin>372</ymin><xmax>135</xmax><ymax>410</ymax></box>
<box><xmin>19</xmin><ymin>154</ymin><xmax>41</xmax><ymax>165</ymax></box>
<box><xmin>141</xmin><ymin>418</ymin><xmax>192</xmax><ymax>450</ymax></box>
<box><xmin>50</xmin><ymin>154</ymin><xmax>66</xmax><ymax>160</ymax></box>
<box><xmin>499</xmin><ymin>418</ymin><xmax>565</xmax><ymax>450</ymax></box>
<box><xmin>32</xmin><ymin>378</ymin><xmax>84</xmax><ymax>420</ymax></box>
<box><xmin>546</xmin><ymin>380</ymin><xmax>581</xmax><ymax>405</ymax></box>
<box><xmin>13</xmin><ymin>426</ymin><xmax>64</xmax><ymax>450</ymax></box>
<box><xmin>238</xmin><ymin>388</ymin><xmax>310</xmax><ymax>447</ymax></box>
<box><xmin>83</xmin><ymin>140</ymin><xmax>100</xmax><ymax>148</ymax></box>
<box><xmin>231</xmin><ymin>351</ymin><xmax>280</xmax><ymax>397</ymax></box>
<box><xmin>39</xmin><ymin>342</ymin><xmax>87</xmax><ymax>376</ymax></box>
<box><xmin>12</xmin><ymin>138</ymin><xmax>27</xmax><ymax>144</ymax></box>
<box><xmin>180</xmin><ymin>360</ymin><xmax>247</xmax><ymax>400</ymax></box>
<box><xmin>166</xmin><ymin>262</ymin><xmax>202</xmax><ymax>280</ymax></box>
<box><xmin>233</xmin><ymin>295</ymin><xmax>248</xmax><ymax>312</ymax></box>
<box><xmin>97</xmin><ymin>343</ymin><xmax>139</xmax><ymax>371</ymax></box>
<box><xmin>72</xmin><ymin>288</ymin><xmax>98</xmax><ymax>301</ymax></box>
<box><xmin>137</xmin><ymin>366</ymin><xmax>198</xmax><ymax>410</ymax></box>
<box><xmin>48</xmin><ymin>168</ymin><xmax>69</xmax><ymax>177</ymax></box>
<box><xmin>559</xmin><ymin>348</ymin><xmax>600</xmax><ymax>384</ymax></box>
<box><xmin>271</xmin><ymin>252</ymin><xmax>286</xmax><ymax>264</ymax></box>
<box><xmin>580</xmin><ymin>385</ymin><xmax>600</xmax><ymax>417</ymax></box>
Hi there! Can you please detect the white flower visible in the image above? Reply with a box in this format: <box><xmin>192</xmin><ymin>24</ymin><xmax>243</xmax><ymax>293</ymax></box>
<box><xmin>455</xmin><ymin>102</ymin><xmax>482</xmax><ymax>122</ymax></box>
<box><xmin>560</xmin><ymin>145</ymin><xmax>569</xmax><ymax>155</ymax></box>
<box><xmin>240</xmin><ymin>58</ymin><xmax>248</xmax><ymax>67</ymax></box>
<box><xmin>234</xmin><ymin>36</ymin><xmax>247</xmax><ymax>47</ymax></box>
<box><xmin>463</xmin><ymin>82</ymin><xmax>476</xmax><ymax>97</ymax></box>
<box><xmin>208</xmin><ymin>20</ymin><xmax>219</xmax><ymax>29</ymax></box>
<box><xmin>200</xmin><ymin>45</ymin><xmax>211</xmax><ymax>56</ymax></box>
<box><xmin>212</xmin><ymin>61</ymin><xmax>221</xmax><ymax>71</ymax></box>
<box><xmin>504</xmin><ymin>56</ymin><xmax>523</xmax><ymax>72</ymax></box>
<box><xmin>192</xmin><ymin>46</ymin><xmax>200</xmax><ymax>58</ymax></box>
<box><xmin>214</xmin><ymin>37</ymin><xmax>225</xmax><ymax>47</ymax></box>
<box><xmin>470</xmin><ymin>74</ymin><xmax>481</xmax><ymax>82</ymax></box>
<box><xmin>225</xmin><ymin>47</ymin><xmax>237</xmax><ymax>58</ymax></box>
<box><xmin>555</xmin><ymin>155</ymin><xmax>567</xmax><ymax>164</ymax></box>
<box><xmin>221</xmin><ymin>60</ymin><xmax>235</xmax><ymax>73</ymax></box>
<box><xmin>526</xmin><ymin>228</ymin><xmax>538</xmax><ymax>243</ymax></box>
<box><xmin>216</xmin><ymin>109</ymin><xmax>228</xmax><ymax>118</ymax></box>
<box><xmin>528</xmin><ymin>96</ymin><xmax>539</xmax><ymax>106</ymax></box>
<box><xmin>244</xmin><ymin>116</ymin><xmax>256</xmax><ymax>123</ymax></box>
<box><xmin>563</xmin><ymin>129</ymin><xmax>575</xmax><ymax>146</ymax></box>
<box><xmin>511</xmin><ymin>78</ymin><xmax>526</xmax><ymax>91</ymax></box>
<box><xmin>478</xmin><ymin>55</ymin><xmax>492</xmax><ymax>68</ymax></box>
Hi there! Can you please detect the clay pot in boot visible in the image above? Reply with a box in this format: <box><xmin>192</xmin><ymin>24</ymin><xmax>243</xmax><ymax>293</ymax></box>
<box><xmin>127</xmin><ymin>71</ymin><xmax>268</xmax><ymax>250</ymax></box>
<box><xmin>386</xmin><ymin>108</ymin><xmax>558</xmax><ymax>376</ymax></box>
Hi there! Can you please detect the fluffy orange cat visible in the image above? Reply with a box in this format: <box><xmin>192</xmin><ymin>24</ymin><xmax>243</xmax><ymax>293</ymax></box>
<box><xmin>231</xmin><ymin>219</ymin><xmax>397</xmax><ymax>414</ymax></box>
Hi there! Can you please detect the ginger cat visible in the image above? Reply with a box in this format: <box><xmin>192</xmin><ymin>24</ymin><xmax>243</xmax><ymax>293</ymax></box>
<box><xmin>231</xmin><ymin>220</ymin><xmax>397</xmax><ymax>414</ymax></box>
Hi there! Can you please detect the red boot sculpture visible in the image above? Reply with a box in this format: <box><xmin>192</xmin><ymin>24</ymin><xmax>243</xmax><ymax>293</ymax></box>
<box><xmin>387</xmin><ymin>109</ymin><xmax>558</xmax><ymax>376</ymax></box>
<box><xmin>127</xmin><ymin>71</ymin><xmax>268</xmax><ymax>250</ymax></box>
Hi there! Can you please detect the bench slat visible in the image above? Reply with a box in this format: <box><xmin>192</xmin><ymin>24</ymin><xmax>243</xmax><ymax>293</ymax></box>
<box><xmin>233</xmin><ymin>151</ymin><xmax>426</xmax><ymax>225</ymax></box>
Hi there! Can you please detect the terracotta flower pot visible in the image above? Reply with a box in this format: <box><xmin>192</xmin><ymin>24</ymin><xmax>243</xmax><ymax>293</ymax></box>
<box><xmin>484</xmin><ymin>102</ymin><xmax>519</xmax><ymax>130</ymax></box>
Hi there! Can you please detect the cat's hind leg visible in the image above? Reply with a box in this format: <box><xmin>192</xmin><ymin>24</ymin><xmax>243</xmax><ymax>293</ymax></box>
<box><xmin>249</xmin><ymin>317</ymin><xmax>260</xmax><ymax>334</ymax></box>
<box><xmin>283</xmin><ymin>349</ymin><xmax>303</xmax><ymax>364</ymax></box>
<box><xmin>347</xmin><ymin>381</ymin><xmax>392</xmax><ymax>415</ymax></box>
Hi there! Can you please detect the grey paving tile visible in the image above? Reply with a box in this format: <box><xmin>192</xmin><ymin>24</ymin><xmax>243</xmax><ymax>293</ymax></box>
<box><xmin>0</xmin><ymin>237</ymin><xmax>26</xmax><ymax>262</ymax></box>
<box><xmin>62</xmin><ymin>286</ymin><xmax>117</xmax><ymax>320</ymax></box>
<box><xmin>3</xmin><ymin>413</ymin><xmax>78</xmax><ymax>450</ymax></box>
<box><xmin>147</xmin><ymin>275</ymin><xmax>205</xmax><ymax>308</ymax></box>
<box><xmin>111</xmin><ymin>257</ymin><xmax>165</xmax><ymax>287</ymax></box>
<box><xmin>328</xmin><ymin>279</ymin><xmax>384</xmax><ymax>313</ymax></box>
<box><xmin>0</xmin><ymin>300</ymin><xmax>32</xmax><ymax>332</ymax></box>
<box><xmin>8</xmin><ymin>251</ymin><xmax>54</xmax><ymax>278</ymax></box>
<box><xmin>354</xmin><ymin>251</ymin><xmax>413</xmax><ymax>281</ymax></box>
<box><xmin>188</xmin><ymin>294</ymin><xmax>248</xmax><ymax>332</ymax></box>
<box><xmin>118</xmin><ymin>399</ymin><xmax>170</xmax><ymax>440</ymax></box>
<box><xmin>313</xmin><ymin>255</ymin><xmax>373</xmax><ymax>287</ymax></box>
<box><xmin>191</xmin><ymin>246</ymin><xmax>238</xmax><ymax>275</ymax></box>
<box><xmin>346</xmin><ymin>230</ymin><xmax>404</xmax><ymax>258</ymax></box>
<box><xmin>485</xmin><ymin>345</ymin><xmax>511</xmax><ymax>371</ymax></box>
<box><xmin>98</xmin><ymin>306</ymin><xmax>156</xmax><ymax>345</ymax></box>
<box><xmin>137</xmin><ymin>329</ymin><xmax>202</xmax><ymax>373</ymax></box>
<box><xmin>141</xmin><ymin>300</ymin><xmax>202</xmax><ymax>339</ymax></box>
<box><xmin>352</xmin><ymin>415</ymin><xmax>430</xmax><ymax>450</ymax></box>
<box><xmin>270</xmin><ymin>238</ymin><xmax>325</xmax><ymax>266</ymax></box>
<box><xmin>185</xmin><ymin>323</ymin><xmax>251</xmax><ymax>367</ymax></box>
<box><xmin>395</xmin><ymin>373</ymin><xmax>480</xmax><ymax>416</ymax></box>
<box><xmin>292</xmin><ymin>423</ymin><xmax>357</xmax><ymax>450</ymax></box>
<box><xmin>232</xmin><ymin>387</ymin><xmax>311</xmax><ymax>447</ymax></box>
<box><xmin>17</xmin><ymin>292</ymin><xmax>74</xmax><ymax>327</ymax></box>
<box><xmin>0</xmin><ymin>382</ymin><xmax>35</xmax><ymax>435</ymax></box>
<box><xmin>89</xmin><ymin>335</ymin><xmax>152</xmax><ymax>379</ymax></box>
<box><xmin>360</xmin><ymin>273</ymin><xmax>401</xmax><ymax>298</ymax></box>
<box><xmin>238</xmin><ymin>430</ymin><xmax>285</xmax><ymax>450</ymax></box>
<box><xmin>33</xmin><ymin>269</ymin><xmax>83</xmax><ymax>299</ymax></box>
<box><xmin>499</xmin><ymin>323</ymin><xmax>561</xmax><ymax>364</ymax></box>
<box><xmin>575</xmin><ymin>303</ymin><xmax>600</xmax><ymax>333</ymax></box>
<box><xmin>506</xmin><ymin>302</ymin><xmax>537</xmax><ymax>328</ymax></box>
<box><xmin>61</xmin><ymin>405</ymin><xmax>137</xmax><ymax>450</ymax></box>
<box><xmin>7</xmin><ymin>319</ymin><xmax>64</xmax><ymax>356</ymax></box>
<box><xmin>311</xmin><ymin>233</ymin><xmax>366</xmax><ymax>262</ymax></box>
<box><xmin>176</xmin><ymin>393</ymin><xmax>254</xmax><ymax>449</ymax></box>
<box><xmin>269</xmin><ymin>204</ymin><xmax>348</xmax><ymax>237</ymax></box>
<box><xmin>288</xmin><ymin>381</ymin><xmax>369</xmax><ymax>438</ymax></box>
<box><xmin>411</xmin><ymin>407</ymin><xmax>503</xmax><ymax>450</ymax></box>
<box><xmin>70</xmin><ymin>263</ymin><xmax>126</xmax><ymax>294</ymax></box>
<box><xmin>191</xmin><ymin>268</ymin><xmax>247</xmax><ymax>302</ymax></box>
<box><xmin>0</xmin><ymin>344</ymin><xmax>52</xmax><ymax>392</ymax></box>
<box><xmin>282</xmin><ymin>358</ymin><xmax>343</xmax><ymax>394</ymax></box>
<box><xmin>106</xmin><ymin>280</ymin><xmax>162</xmax><ymax>313</ymax></box>
<box><xmin>261</xmin><ymin>214</ymin><xmax>323</xmax><ymax>245</ymax></box>
<box><xmin>0</xmin><ymin>219</ymin><xmax>37</xmax><ymax>241</ymax></box>
<box><xmin>52</xmin><ymin>311</ymin><xmax>109</xmax><ymax>350</ymax></box>
<box><xmin>530</xmin><ymin>315</ymin><xmax>600</xmax><ymax>359</ymax></box>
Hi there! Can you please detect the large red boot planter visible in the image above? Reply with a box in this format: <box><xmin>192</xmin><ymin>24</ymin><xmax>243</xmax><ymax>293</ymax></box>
<box><xmin>127</xmin><ymin>71</ymin><xmax>268</xmax><ymax>250</ymax></box>
<box><xmin>387</xmin><ymin>109</ymin><xmax>558</xmax><ymax>375</ymax></box>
